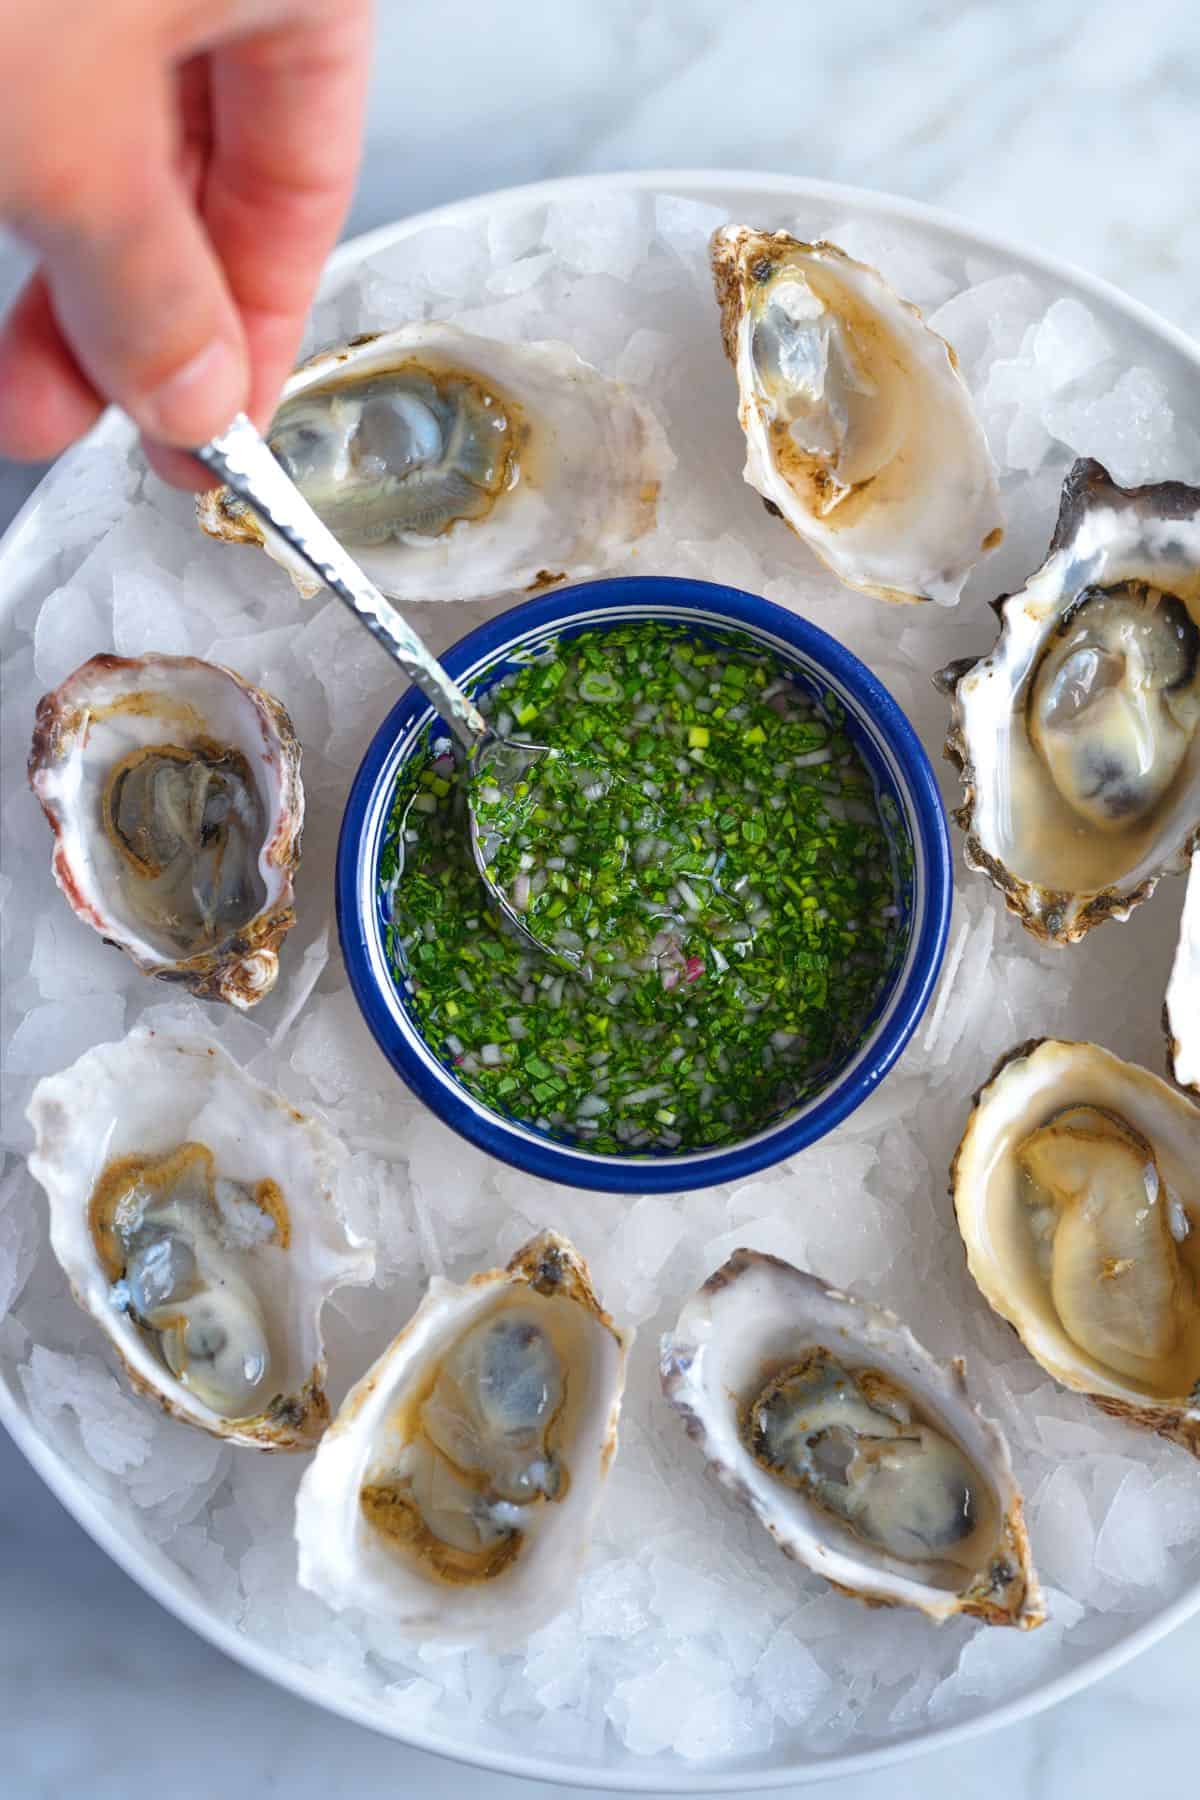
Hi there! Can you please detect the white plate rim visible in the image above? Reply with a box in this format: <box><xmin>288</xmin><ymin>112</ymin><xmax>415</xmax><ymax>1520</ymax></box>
<box><xmin>3</xmin><ymin>166</ymin><xmax>1200</xmax><ymax>1792</ymax></box>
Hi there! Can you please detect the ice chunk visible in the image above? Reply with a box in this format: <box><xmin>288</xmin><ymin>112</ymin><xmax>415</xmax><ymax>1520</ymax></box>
<box><xmin>290</xmin><ymin>987</ymin><xmax>392</xmax><ymax>1110</ymax></box>
<box><xmin>28</xmin><ymin>911</ymin><xmax>132</xmax><ymax>1004</ymax></box>
<box><xmin>1094</xmin><ymin>1465</ymin><xmax>1170</xmax><ymax>1587</ymax></box>
<box><xmin>654</xmin><ymin>194</ymin><xmax>729</xmax><ymax>270</ymax></box>
<box><xmin>821</xmin><ymin>217</ymin><xmax>959</xmax><ymax>309</ymax></box>
<box><xmin>33</xmin><ymin>582</ymin><xmax>110</xmax><ymax>688</ymax></box>
<box><xmin>169</xmin><ymin>1524</ymin><xmax>243</xmax><ymax>1615</ymax></box>
<box><xmin>608</xmin><ymin>1643</ymin><xmax>736</xmax><ymax>1757</ymax></box>
<box><xmin>544</xmin><ymin>192</ymin><xmax>654</xmax><ymax>283</ymax></box>
<box><xmin>370</xmin><ymin>224</ymin><xmax>489</xmax><ymax>304</ymax></box>
<box><xmin>268</xmin><ymin>924</ymin><xmax>331</xmax><ymax>1049</ymax></box>
<box><xmin>599</xmin><ymin>1194</ymin><xmax>686</xmax><ymax>1321</ymax></box>
<box><xmin>32</xmin><ymin>440</ymin><xmax>140</xmax><ymax>543</ymax></box>
<box><xmin>21</xmin><ymin>1346</ymin><xmax>155</xmax><ymax>1473</ymax></box>
<box><xmin>755</xmin><ymin>1625</ymin><xmax>835</xmax><ymax>1726</ymax></box>
<box><xmin>6</xmin><ymin>994</ymin><xmax>126</xmax><ymax>1074</ymax></box>
<box><xmin>112</xmin><ymin>566</ymin><xmax>190</xmax><ymax>657</ymax></box>
<box><xmin>579</xmin><ymin>1556</ymin><xmax>651</xmax><ymax>1639</ymax></box>
<box><xmin>487</xmin><ymin>202</ymin><xmax>547</xmax><ymax>266</ymax></box>
<box><xmin>1032</xmin><ymin>298</ymin><xmax>1113</xmax><ymax>387</ymax></box>
<box><xmin>0</xmin><ymin>1164</ymin><xmax>42</xmax><ymax>1319</ymax></box>
<box><xmin>1031</xmin><ymin>1462</ymin><xmax>1096</xmax><ymax>1595</ymax></box>
<box><xmin>524</xmin><ymin>1612</ymin><xmax>590</xmax><ymax>1709</ymax></box>
<box><xmin>1044</xmin><ymin>364</ymin><xmax>1179</xmax><ymax>486</ymax></box>
<box><xmin>929</xmin><ymin>1589</ymin><xmax>1085</xmax><ymax>1717</ymax></box>
<box><xmin>929</xmin><ymin>273</ymin><xmax>1044</xmax><ymax>377</ymax></box>
<box><xmin>485</xmin><ymin>251</ymin><xmax>556</xmax><ymax>298</ymax></box>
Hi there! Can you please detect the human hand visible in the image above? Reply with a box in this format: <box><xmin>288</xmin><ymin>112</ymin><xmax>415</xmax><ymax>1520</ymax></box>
<box><xmin>0</xmin><ymin>0</ymin><xmax>371</xmax><ymax>486</ymax></box>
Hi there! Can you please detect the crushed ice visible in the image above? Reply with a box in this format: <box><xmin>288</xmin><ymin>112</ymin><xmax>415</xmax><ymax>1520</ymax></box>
<box><xmin>2</xmin><ymin>190</ymin><xmax>1199</xmax><ymax>1769</ymax></box>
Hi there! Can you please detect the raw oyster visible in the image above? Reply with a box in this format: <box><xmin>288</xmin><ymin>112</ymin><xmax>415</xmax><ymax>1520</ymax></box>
<box><xmin>953</xmin><ymin>1037</ymin><xmax>1200</xmax><ymax>1455</ymax></box>
<box><xmin>710</xmin><ymin>225</ymin><xmax>1001</xmax><ymax>605</ymax></box>
<box><xmin>1166</xmin><ymin>849</ymin><xmax>1200</xmax><ymax>1091</ymax></box>
<box><xmin>198</xmin><ymin>324</ymin><xmax>669</xmax><ymax>604</ymax></box>
<box><xmin>26</xmin><ymin>1027</ymin><xmax>373</xmax><ymax>1448</ymax></box>
<box><xmin>941</xmin><ymin>460</ymin><xmax>1200</xmax><ymax>944</ymax></box>
<box><xmin>660</xmin><ymin>1250</ymin><xmax>1042</xmax><ymax>1627</ymax></box>
<box><xmin>28</xmin><ymin>654</ymin><xmax>302</xmax><ymax>1007</ymax></box>
<box><xmin>294</xmin><ymin>1231</ymin><xmax>629</xmax><ymax>1644</ymax></box>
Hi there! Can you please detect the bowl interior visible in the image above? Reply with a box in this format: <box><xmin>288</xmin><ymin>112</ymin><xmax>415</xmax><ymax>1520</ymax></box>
<box><xmin>337</xmin><ymin>578</ymin><xmax>951</xmax><ymax>1192</ymax></box>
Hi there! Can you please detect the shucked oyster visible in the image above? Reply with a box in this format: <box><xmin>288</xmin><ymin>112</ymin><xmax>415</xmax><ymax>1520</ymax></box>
<box><xmin>710</xmin><ymin>225</ymin><xmax>1001</xmax><ymax>605</ymax></box>
<box><xmin>953</xmin><ymin>1037</ymin><xmax>1200</xmax><ymax>1455</ymax></box>
<box><xmin>29</xmin><ymin>654</ymin><xmax>302</xmax><ymax>1007</ymax></box>
<box><xmin>27</xmin><ymin>1028</ymin><xmax>373</xmax><ymax>1447</ymax></box>
<box><xmin>294</xmin><ymin>1232</ymin><xmax>629</xmax><ymax>1644</ymax></box>
<box><xmin>661</xmin><ymin>1251</ymin><xmax>1042</xmax><ymax>1627</ymax></box>
<box><xmin>941</xmin><ymin>460</ymin><xmax>1200</xmax><ymax>944</ymax></box>
<box><xmin>198</xmin><ymin>324</ymin><xmax>669</xmax><ymax>605</ymax></box>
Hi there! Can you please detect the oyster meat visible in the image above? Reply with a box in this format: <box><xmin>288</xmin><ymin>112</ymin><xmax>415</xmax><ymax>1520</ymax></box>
<box><xmin>661</xmin><ymin>1250</ymin><xmax>1042</xmax><ymax>1626</ymax></box>
<box><xmin>27</xmin><ymin>1027</ymin><xmax>374</xmax><ymax>1447</ymax></box>
<box><xmin>29</xmin><ymin>653</ymin><xmax>302</xmax><ymax>1007</ymax></box>
<box><xmin>294</xmin><ymin>1231</ymin><xmax>629</xmax><ymax>1644</ymax></box>
<box><xmin>710</xmin><ymin>225</ymin><xmax>1001</xmax><ymax>605</ymax></box>
<box><xmin>941</xmin><ymin>459</ymin><xmax>1200</xmax><ymax>944</ymax></box>
<box><xmin>1166</xmin><ymin>848</ymin><xmax>1200</xmax><ymax>1091</ymax></box>
<box><xmin>953</xmin><ymin>1037</ymin><xmax>1200</xmax><ymax>1455</ymax></box>
<box><xmin>198</xmin><ymin>324</ymin><xmax>670</xmax><ymax>604</ymax></box>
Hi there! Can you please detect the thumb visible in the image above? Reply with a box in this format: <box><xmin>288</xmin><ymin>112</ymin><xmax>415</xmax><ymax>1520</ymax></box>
<box><xmin>30</xmin><ymin>118</ymin><xmax>249</xmax><ymax>449</ymax></box>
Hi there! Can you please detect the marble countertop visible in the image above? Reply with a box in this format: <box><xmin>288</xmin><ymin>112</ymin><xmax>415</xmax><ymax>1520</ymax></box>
<box><xmin>3</xmin><ymin>1</ymin><xmax>1200</xmax><ymax>1794</ymax></box>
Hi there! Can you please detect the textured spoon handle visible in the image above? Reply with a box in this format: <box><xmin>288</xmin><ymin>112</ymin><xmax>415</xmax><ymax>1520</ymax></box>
<box><xmin>195</xmin><ymin>413</ymin><xmax>488</xmax><ymax>749</ymax></box>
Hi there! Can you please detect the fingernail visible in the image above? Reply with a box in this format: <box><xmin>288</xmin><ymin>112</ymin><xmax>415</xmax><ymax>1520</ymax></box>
<box><xmin>139</xmin><ymin>338</ymin><xmax>247</xmax><ymax>446</ymax></box>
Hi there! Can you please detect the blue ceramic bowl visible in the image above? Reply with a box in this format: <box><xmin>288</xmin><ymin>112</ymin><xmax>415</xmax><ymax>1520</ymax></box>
<box><xmin>337</xmin><ymin>577</ymin><xmax>951</xmax><ymax>1194</ymax></box>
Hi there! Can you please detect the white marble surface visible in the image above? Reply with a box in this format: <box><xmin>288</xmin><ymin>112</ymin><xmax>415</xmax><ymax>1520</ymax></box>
<box><xmin>4</xmin><ymin>1</ymin><xmax>1200</xmax><ymax>1794</ymax></box>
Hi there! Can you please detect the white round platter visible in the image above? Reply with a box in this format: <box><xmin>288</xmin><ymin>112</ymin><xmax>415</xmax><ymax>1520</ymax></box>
<box><xmin>3</xmin><ymin>170</ymin><xmax>1200</xmax><ymax>1791</ymax></box>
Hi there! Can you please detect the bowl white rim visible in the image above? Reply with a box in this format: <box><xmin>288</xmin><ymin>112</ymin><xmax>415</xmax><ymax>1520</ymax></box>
<box><xmin>4</xmin><ymin>166</ymin><xmax>1200</xmax><ymax>1791</ymax></box>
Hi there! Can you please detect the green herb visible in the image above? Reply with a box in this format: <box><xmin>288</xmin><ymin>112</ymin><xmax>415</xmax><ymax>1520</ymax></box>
<box><xmin>379</xmin><ymin>621</ymin><xmax>902</xmax><ymax>1155</ymax></box>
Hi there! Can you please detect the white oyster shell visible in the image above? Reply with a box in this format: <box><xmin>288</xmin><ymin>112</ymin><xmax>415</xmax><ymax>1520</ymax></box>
<box><xmin>26</xmin><ymin>1027</ymin><xmax>374</xmax><ymax>1449</ymax></box>
<box><xmin>953</xmin><ymin>1037</ymin><xmax>1200</xmax><ymax>1456</ymax></box>
<box><xmin>197</xmin><ymin>324</ymin><xmax>670</xmax><ymax>605</ymax></box>
<box><xmin>294</xmin><ymin>1230</ymin><xmax>629</xmax><ymax>1646</ymax></box>
<box><xmin>28</xmin><ymin>653</ymin><xmax>303</xmax><ymax>1008</ymax></box>
<box><xmin>660</xmin><ymin>1250</ymin><xmax>1042</xmax><ymax>1627</ymax></box>
<box><xmin>941</xmin><ymin>459</ymin><xmax>1200</xmax><ymax>945</ymax></box>
<box><xmin>710</xmin><ymin>225</ymin><xmax>1001</xmax><ymax>606</ymax></box>
<box><xmin>1166</xmin><ymin>849</ymin><xmax>1200</xmax><ymax>1091</ymax></box>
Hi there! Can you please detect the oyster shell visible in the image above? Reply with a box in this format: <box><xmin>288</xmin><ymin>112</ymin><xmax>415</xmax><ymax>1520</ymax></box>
<box><xmin>26</xmin><ymin>1027</ymin><xmax>374</xmax><ymax>1448</ymax></box>
<box><xmin>294</xmin><ymin>1231</ymin><xmax>629</xmax><ymax>1645</ymax></box>
<box><xmin>941</xmin><ymin>459</ymin><xmax>1200</xmax><ymax>944</ymax></box>
<box><xmin>710</xmin><ymin>225</ymin><xmax>1001</xmax><ymax>605</ymax></box>
<box><xmin>1166</xmin><ymin>849</ymin><xmax>1200</xmax><ymax>1091</ymax></box>
<box><xmin>953</xmin><ymin>1037</ymin><xmax>1200</xmax><ymax>1455</ymax></box>
<box><xmin>198</xmin><ymin>324</ymin><xmax>669</xmax><ymax>604</ymax></box>
<box><xmin>29</xmin><ymin>654</ymin><xmax>302</xmax><ymax>1007</ymax></box>
<box><xmin>660</xmin><ymin>1250</ymin><xmax>1042</xmax><ymax>1627</ymax></box>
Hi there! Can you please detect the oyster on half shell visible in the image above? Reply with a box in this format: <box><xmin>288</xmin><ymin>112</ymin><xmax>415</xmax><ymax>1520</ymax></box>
<box><xmin>27</xmin><ymin>1028</ymin><xmax>374</xmax><ymax>1448</ymax></box>
<box><xmin>198</xmin><ymin>324</ymin><xmax>670</xmax><ymax>605</ymax></box>
<box><xmin>294</xmin><ymin>1231</ymin><xmax>630</xmax><ymax>1645</ymax></box>
<box><xmin>661</xmin><ymin>1250</ymin><xmax>1042</xmax><ymax>1627</ymax></box>
<box><xmin>710</xmin><ymin>225</ymin><xmax>1001</xmax><ymax>605</ymax></box>
<box><xmin>29</xmin><ymin>654</ymin><xmax>303</xmax><ymax>1008</ymax></box>
<box><xmin>940</xmin><ymin>459</ymin><xmax>1200</xmax><ymax>945</ymax></box>
<box><xmin>953</xmin><ymin>1037</ymin><xmax>1200</xmax><ymax>1456</ymax></box>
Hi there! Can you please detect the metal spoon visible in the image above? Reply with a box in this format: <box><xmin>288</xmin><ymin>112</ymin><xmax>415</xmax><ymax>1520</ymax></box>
<box><xmin>193</xmin><ymin>412</ymin><xmax>586</xmax><ymax>964</ymax></box>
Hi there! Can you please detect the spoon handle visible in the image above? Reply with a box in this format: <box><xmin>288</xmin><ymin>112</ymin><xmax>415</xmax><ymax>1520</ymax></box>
<box><xmin>194</xmin><ymin>413</ymin><xmax>488</xmax><ymax>750</ymax></box>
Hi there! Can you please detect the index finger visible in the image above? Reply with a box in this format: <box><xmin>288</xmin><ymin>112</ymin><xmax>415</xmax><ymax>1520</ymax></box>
<box><xmin>201</xmin><ymin>1</ymin><xmax>372</xmax><ymax>427</ymax></box>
